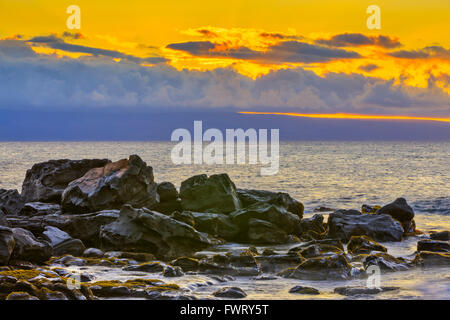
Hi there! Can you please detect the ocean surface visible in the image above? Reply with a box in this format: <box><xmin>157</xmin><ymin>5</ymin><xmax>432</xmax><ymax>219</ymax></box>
<box><xmin>0</xmin><ymin>141</ymin><xmax>449</xmax><ymax>299</ymax></box>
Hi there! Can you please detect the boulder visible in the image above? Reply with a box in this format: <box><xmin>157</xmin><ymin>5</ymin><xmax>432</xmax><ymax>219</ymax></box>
<box><xmin>296</xmin><ymin>214</ymin><xmax>325</xmax><ymax>239</ymax></box>
<box><xmin>327</xmin><ymin>210</ymin><xmax>404</xmax><ymax>242</ymax></box>
<box><xmin>430</xmin><ymin>231</ymin><xmax>450</xmax><ymax>241</ymax></box>
<box><xmin>100</xmin><ymin>205</ymin><xmax>213</xmax><ymax>259</ymax></box>
<box><xmin>42</xmin><ymin>226</ymin><xmax>85</xmax><ymax>256</ymax></box>
<box><xmin>19</xmin><ymin>202</ymin><xmax>61</xmax><ymax>216</ymax></box>
<box><xmin>247</xmin><ymin>218</ymin><xmax>288</xmax><ymax>244</ymax></box>
<box><xmin>199</xmin><ymin>250</ymin><xmax>260</xmax><ymax>277</ymax></box>
<box><xmin>61</xmin><ymin>155</ymin><xmax>158</xmax><ymax>214</ymax></box>
<box><xmin>157</xmin><ymin>182</ymin><xmax>178</xmax><ymax>202</ymax></box>
<box><xmin>213</xmin><ymin>287</ymin><xmax>247</xmax><ymax>299</ymax></box>
<box><xmin>0</xmin><ymin>226</ymin><xmax>15</xmax><ymax>265</ymax></box>
<box><xmin>295</xmin><ymin>243</ymin><xmax>344</xmax><ymax>259</ymax></box>
<box><xmin>190</xmin><ymin>212</ymin><xmax>239</xmax><ymax>241</ymax></box>
<box><xmin>288</xmin><ymin>239</ymin><xmax>344</xmax><ymax>254</ymax></box>
<box><xmin>347</xmin><ymin>236</ymin><xmax>387</xmax><ymax>255</ymax></box>
<box><xmin>170</xmin><ymin>211</ymin><xmax>195</xmax><ymax>227</ymax></box>
<box><xmin>83</xmin><ymin>248</ymin><xmax>104</xmax><ymax>258</ymax></box>
<box><xmin>376</xmin><ymin>198</ymin><xmax>414</xmax><ymax>232</ymax></box>
<box><xmin>417</xmin><ymin>239</ymin><xmax>450</xmax><ymax>253</ymax></box>
<box><xmin>413</xmin><ymin>251</ymin><xmax>450</xmax><ymax>267</ymax></box>
<box><xmin>363</xmin><ymin>252</ymin><xmax>409</xmax><ymax>272</ymax></box>
<box><xmin>256</xmin><ymin>253</ymin><xmax>305</xmax><ymax>273</ymax></box>
<box><xmin>10</xmin><ymin>228</ymin><xmax>52</xmax><ymax>263</ymax></box>
<box><xmin>0</xmin><ymin>189</ymin><xmax>24</xmax><ymax>215</ymax></box>
<box><xmin>289</xmin><ymin>286</ymin><xmax>320</xmax><ymax>295</ymax></box>
<box><xmin>21</xmin><ymin>158</ymin><xmax>111</xmax><ymax>203</ymax></box>
<box><xmin>334</xmin><ymin>286</ymin><xmax>399</xmax><ymax>296</ymax></box>
<box><xmin>180</xmin><ymin>174</ymin><xmax>241</xmax><ymax>214</ymax></box>
<box><xmin>236</xmin><ymin>189</ymin><xmax>304</xmax><ymax>219</ymax></box>
<box><xmin>0</xmin><ymin>209</ymin><xmax>8</xmax><ymax>227</ymax></box>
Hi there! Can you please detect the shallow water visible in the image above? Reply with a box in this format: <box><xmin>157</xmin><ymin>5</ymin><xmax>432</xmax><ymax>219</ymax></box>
<box><xmin>0</xmin><ymin>141</ymin><xmax>449</xmax><ymax>299</ymax></box>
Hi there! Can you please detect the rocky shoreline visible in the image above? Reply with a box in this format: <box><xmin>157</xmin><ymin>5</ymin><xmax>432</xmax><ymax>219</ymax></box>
<box><xmin>0</xmin><ymin>155</ymin><xmax>449</xmax><ymax>300</ymax></box>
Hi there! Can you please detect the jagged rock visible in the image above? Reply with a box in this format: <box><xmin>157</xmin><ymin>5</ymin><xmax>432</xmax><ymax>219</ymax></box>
<box><xmin>279</xmin><ymin>253</ymin><xmax>353</xmax><ymax>280</ymax></box>
<box><xmin>334</xmin><ymin>286</ymin><xmax>399</xmax><ymax>296</ymax></box>
<box><xmin>376</xmin><ymin>198</ymin><xmax>415</xmax><ymax>232</ymax></box>
<box><xmin>19</xmin><ymin>202</ymin><xmax>61</xmax><ymax>216</ymax></box>
<box><xmin>296</xmin><ymin>214</ymin><xmax>325</xmax><ymax>239</ymax></box>
<box><xmin>289</xmin><ymin>286</ymin><xmax>320</xmax><ymax>295</ymax></box>
<box><xmin>213</xmin><ymin>287</ymin><xmax>247</xmax><ymax>299</ymax></box>
<box><xmin>247</xmin><ymin>218</ymin><xmax>288</xmax><ymax>244</ymax></box>
<box><xmin>327</xmin><ymin>210</ymin><xmax>404</xmax><ymax>242</ymax></box>
<box><xmin>61</xmin><ymin>155</ymin><xmax>159</xmax><ymax>214</ymax></box>
<box><xmin>42</xmin><ymin>226</ymin><xmax>85</xmax><ymax>256</ymax></box>
<box><xmin>170</xmin><ymin>211</ymin><xmax>195</xmax><ymax>227</ymax></box>
<box><xmin>288</xmin><ymin>239</ymin><xmax>344</xmax><ymax>254</ymax></box>
<box><xmin>417</xmin><ymin>239</ymin><xmax>450</xmax><ymax>253</ymax></box>
<box><xmin>0</xmin><ymin>226</ymin><xmax>15</xmax><ymax>265</ymax></box>
<box><xmin>0</xmin><ymin>209</ymin><xmax>8</xmax><ymax>227</ymax></box>
<box><xmin>171</xmin><ymin>257</ymin><xmax>200</xmax><ymax>272</ymax></box>
<box><xmin>180</xmin><ymin>174</ymin><xmax>241</xmax><ymax>214</ymax></box>
<box><xmin>295</xmin><ymin>243</ymin><xmax>344</xmax><ymax>259</ymax></box>
<box><xmin>0</xmin><ymin>189</ymin><xmax>24</xmax><ymax>215</ymax></box>
<box><xmin>100</xmin><ymin>205</ymin><xmax>213</xmax><ymax>259</ymax></box>
<box><xmin>190</xmin><ymin>212</ymin><xmax>239</xmax><ymax>241</ymax></box>
<box><xmin>363</xmin><ymin>252</ymin><xmax>409</xmax><ymax>272</ymax></box>
<box><xmin>10</xmin><ymin>228</ymin><xmax>52</xmax><ymax>263</ymax></box>
<box><xmin>256</xmin><ymin>253</ymin><xmax>305</xmax><ymax>273</ymax></box>
<box><xmin>123</xmin><ymin>262</ymin><xmax>165</xmax><ymax>273</ymax></box>
<box><xmin>347</xmin><ymin>235</ymin><xmax>387</xmax><ymax>255</ymax></box>
<box><xmin>163</xmin><ymin>265</ymin><xmax>184</xmax><ymax>277</ymax></box>
<box><xmin>21</xmin><ymin>159</ymin><xmax>111</xmax><ymax>203</ymax></box>
<box><xmin>413</xmin><ymin>251</ymin><xmax>450</xmax><ymax>267</ymax></box>
<box><xmin>236</xmin><ymin>189</ymin><xmax>304</xmax><ymax>219</ymax></box>
<box><xmin>430</xmin><ymin>231</ymin><xmax>450</xmax><ymax>241</ymax></box>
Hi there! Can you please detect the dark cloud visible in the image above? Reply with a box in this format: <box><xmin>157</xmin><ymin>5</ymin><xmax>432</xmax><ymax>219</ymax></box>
<box><xmin>62</xmin><ymin>32</ymin><xmax>85</xmax><ymax>40</ymax></box>
<box><xmin>259</xmin><ymin>32</ymin><xmax>303</xmax><ymax>41</ymax></box>
<box><xmin>316</xmin><ymin>33</ymin><xmax>401</xmax><ymax>49</ymax></box>
<box><xmin>389</xmin><ymin>46</ymin><xmax>450</xmax><ymax>60</ymax></box>
<box><xmin>196</xmin><ymin>29</ymin><xmax>218</xmax><ymax>38</ymax></box>
<box><xmin>0</xmin><ymin>40</ymin><xmax>36</xmax><ymax>58</ymax></box>
<box><xmin>358</xmin><ymin>63</ymin><xmax>380</xmax><ymax>72</ymax></box>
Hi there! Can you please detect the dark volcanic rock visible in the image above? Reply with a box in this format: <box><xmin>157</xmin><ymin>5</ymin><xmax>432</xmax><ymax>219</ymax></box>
<box><xmin>430</xmin><ymin>231</ymin><xmax>450</xmax><ymax>241</ymax></box>
<box><xmin>21</xmin><ymin>158</ymin><xmax>110</xmax><ymax>203</ymax></box>
<box><xmin>289</xmin><ymin>286</ymin><xmax>320</xmax><ymax>295</ymax></box>
<box><xmin>100</xmin><ymin>205</ymin><xmax>213</xmax><ymax>259</ymax></box>
<box><xmin>288</xmin><ymin>239</ymin><xmax>344</xmax><ymax>254</ymax></box>
<box><xmin>417</xmin><ymin>239</ymin><xmax>450</xmax><ymax>253</ymax></box>
<box><xmin>247</xmin><ymin>218</ymin><xmax>288</xmax><ymax>244</ymax></box>
<box><xmin>256</xmin><ymin>253</ymin><xmax>305</xmax><ymax>273</ymax></box>
<box><xmin>0</xmin><ymin>226</ymin><xmax>15</xmax><ymax>265</ymax></box>
<box><xmin>213</xmin><ymin>286</ymin><xmax>247</xmax><ymax>299</ymax></box>
<box><xmin>61</xmin><ymin>155</ymin><xmax>159</xmax><ymax>214</ymax></box>
<box><xmin>295</xmin><ymin>243</ymin><xmax>344</xmax><ymax>259</ymax></box>
<box><xmin>376</xmin><ymin>198</ymin><xmax>414</xmax><ymax>223</ymax></box>
<box><xmin>363</xmin><ymin>252</ymin><xmax>409</xmax><ymax>272</ymax></box>
<box><xmin>42</xmin><ymin>226</ymin><xmax>85</xmax><ymax>256</ymax></box>
<box><xmin>180</xmin><ymin>174</ymin><xmax>241</xmax><ymax>214</ymax></box>
<box><xmin>0</xmin><ymin>189</ymin><xmax>24</xmax><ymax>215</ymax></box>
<box><xmin>413</xmin><ymin>251</ymin><xmax>450</xmax><ymax>267</ymax></box>
<box><xmin>190</xmin><ymin>212</ymin><xmax>239</xmax><ymax>241</ymax></box>
<box><xmin>236</xmin><ymin>189</ymin><xmax>304</xmax><ymax>219</ymax></box>
<box><xmin>327</xmin><ymin>210</ymin><xmax>404</xmax><ymax>242</ymax></box>
<box><xmin>296</xmin><ymin>214</ymin><xmax>325</xmax><ymax>239</ymax></box>
<box><xmin>19</xmin><ymin>202</ymin><xmax>61</xmax><ymax>216</ymax></box>
<box><xmin>334</xmin><ymin>286</ymin><xmax>399</xmax><ymax>296</ymax></box>
<box><xmin>10</xmin><ymin>228</ymin><xmax>52</xmax><ymax>263</ymax></box>
<box><xmin>123</xmin><ymin>262</ymin><xmax>165</xmax><ymax>273</ymax></box>
<box><xmin>157</xmin><ymin>182</ymin><xmax>178</xmax><ymax>202</ymax></box>
<box><xmin>347</xmin><ymin>235</ymin><xmax>387</xmax><ymax>255</ymax></box>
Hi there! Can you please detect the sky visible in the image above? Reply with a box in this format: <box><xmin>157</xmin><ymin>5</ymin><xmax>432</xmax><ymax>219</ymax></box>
<box><xmin>0</xmin><ymin>0</ymin><xmax>449</xmax><ymax>139</ymax></box>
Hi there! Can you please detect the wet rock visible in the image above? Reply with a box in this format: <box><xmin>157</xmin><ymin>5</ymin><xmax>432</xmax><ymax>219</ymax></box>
<box><xmin>42</xmin><ymin>226</ymin><xmax>85</xmax><ymax>256</ymax></box>
<box><xmin>236</xmin><ymin>189</ymin><xmax>304</xmax><ymax>219</ymax></box>
<box><xmin>413</xmin><ymin>251</ymin><xmax>450</xmax><ymax>267</ymax></box>
<box><xmin>171</xmin><ymin>257</ymin><xmax>200</xmax><ymax>272</ymax></box>
<box><xmin>104</xmin><ymin>251</ymin><xmax>155</xmax><ymax>262</ymax></box>
<box><xmin>363</xmin><ymin>252</ymin><xmax>409</xmax><ymax>272</ymax></box>
<box><xmin>11</xmin><ymin>228</ymin><xmax>52</xmax><ymax>263</ymax></box>
<box><xmin>180</xmin><ymin>174</ymin><xmax>241</xmax><ymax>214</ymax></box>
<box><xmin>170</xmin><ymin>211</ymin><xmax>195</xmax><ymax>227</ymax></box>
<box><xmin>61</xmin><ymin>155</ymin><xmax>159</xmax><ymax>214</ymax></box>
<box><xmin>256</xmin><ymin>253</ymin><xmax>305</xmax><ymax>273</ymax></box>
<box><xmin>361</xmin><ymin>204</ymin><xmax>381</xmax><ymax>214</ymax></box>
<box><xmin>295</xmin><ymin>243</ymin><xmax>344</xmax><ymax>259</ymax></box>
<box><xmin>327</xmin><ymin>210</ymin><xmax>404</xmax><ymax>242</ymax></box>
<box><xmin>19</xmin><ymin>202</ymin><xmax>61</xmax><ymax>216</ymax></box>
<box><xmin>334</xmin><ymin>286</ymin><xmax>399</xmax><ymax>296</ymax></box>
<box><xmin>247</xmin><ymin>218</ymin><xmax>288</xmax><ymax>244</ymax></box>
<box><xmin>279</xmin><ymin>253</ymin><xmax>353</xmax><ymax>280</ymax></box>
<box><xmin>100</xmin><ymin>205</ymin><xmax>213</xmax><ymax>259</ymax></box>
<box><xmin>376</xmin><ymin>198</ymin><xmax>414</xmax><ymax>224</ymax></box>
<box><xmin>49</xmin><ymin>255</ymin><xmax>87</xmax><ymax>267</ymax></box>
<box><xmin>0</xmin><ymin>209</ymin><xmax>8</xmax><ymax>227</ymax></box>
<box><xmin>430</xmin><ymin>231</ymin><xmax>450</xmax><ymax>241</ymax></box>
<box><xmin>199</xmin><ymin>250</ymin><xmax>260</xmax><ymax>277</ymax></box>
<box><xmin>21</xmin><ymin>158</ymin><xmax>110</xmax><ymax>203</ymax></box>
<box><xmin>6</xmin><ymin>292</ymin><xmax>39</xmax><ymax>300</ymax></box>
<box><xmin>313</xmin><ymin>206</ymin><xmax>335</xmax><ymax>212</ymax></box>
<box><xmin>347</xmin><ymin>235</ymin><xmax>387</xmax><ymax>255</ymax></box>
<box><xmin>0</xmin><ymin>189</ymin><xmax>24</xmax><ymax>215</ymax></box>
<box><xmin>157</xmin><ymin>182</ymin><xmax>178</xmax><ymax>202</ymax></box>
<box><xmin>190</xmin><ymin>212</ymin><xmax>240</xmax><ymax>241</ymax></box>
<box><xmin>83</xmin><ymin>248</ymin><xmax>104</xmax><ymax>258</ymax></box>
<box><xmin>288</xmin><ymin>239</ymin><xmax>344</xmax><ymax>254</ymax></box>
<box><xmin>213</xmin><ymin>286</ymin><xmax>247</xmax><ymax>299</ymax></box>
<box><xmin>0</xmin><ymin>226</ymin><xmax>15</xmax><ymax>265</ymax></box>
<box><xmin>296</xmin><ymin>214</ymin><xmax>326</xmax><ymax>240</ymax></box>
<box><xmin>123</xmin><ymin>262</ymin><xmax>165</xmax><ymax>273</ymax></box>
<box><xmin>289</xmin><ymin>286</ymin><xmax>320</xmax><ymax>295</ymax></box>
<box><xmin>163</xmin><ymin>265</ymin><xmax>184</xmax><ymax>277</ymax></box>
<box><xmin>417</xmin><ymin>239</ymin><xmax>450</xmax><ymax>253</ymax></box>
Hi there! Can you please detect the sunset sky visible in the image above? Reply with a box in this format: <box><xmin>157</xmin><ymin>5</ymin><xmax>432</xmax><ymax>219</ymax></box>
<box><xmin>0</xmin><ymin>0</ymin><xmax>449</xmax><ymax>139</ymax></box>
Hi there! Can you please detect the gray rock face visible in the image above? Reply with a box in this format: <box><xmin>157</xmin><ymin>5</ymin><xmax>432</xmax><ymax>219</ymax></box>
<box><xmin>21</xmin><ymin>158</ymin><xmax>111</xmax><ymax>203</ymax></box>
<box><xmin>180</xmin><ymin>174</ymin><xmax>241</xmax><ymax>214</ymax></box>
<box><xmin>19</xmin><ymin>202</ymin><xmax>61</xmax><ymax>216</ymax></box>
<box><xmin>327</xmin><ymin>210</ymin><xmax>404</xmax><ymax>242</ymax></box>
<box><xmin>376</xmin><ymin>198</ymin><xmax>414</xmax><ymax>223</ymax></box>
<box><xmin>10</xmin><ymin>228</ymin><xmax>52</xmax><ymax>263</ymax></box>
<box><xmin>0</xmin><ymin>189</ymin><xmax>24</xmax><ymax>215</ymax></box>
<box><xmin>247</xmin><ymin>218</ymin><xmax>288</xmax><ymax>244</ymax></box>
<box><xmin>100</xmin><ymin>205</ymin><xmax>214</xmax><ymax>259</ymax></box>
<box><xmin>347</xmin><ymin>235</ymin><xmax>387</xmax><ymax>254</ymax></box>
<box><xmin>236</xmin><ymin>189</ymin><xmax>304</xmax><ymax>219</ymax></box>
<box><xmin>42</xmin><ymin>226</ymin><xmax>85</xmax><ymax>256</ymax></box>
<box><xmin>0</xmin><ymin>226</ymin><xmax>15</xmax><ymax>265</ymax></box>
<box><xmin>61</xmin><ymin>155</ymin><xmax>159</xmax><ymax>214</ymax></box>
<box><xmin>190</xmin><ymin>212</ymin><xmax>239</xmax><ymax>241</ymax></box>
<box><xmin>417</xmin><ymin>239</ymin><xmax>450</xmax><ymax>253</ymax></box>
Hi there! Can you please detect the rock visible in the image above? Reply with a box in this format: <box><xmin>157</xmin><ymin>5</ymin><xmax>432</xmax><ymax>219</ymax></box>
<box><xmin>279</xmin><ymin>253</ymin><xmax>353</xmax><ymax>280</ymax></box>
<box><xmin>288</xmin><ymin>239</ymin><xmax>344</xmax><ymax>254</ymax></box>
<box><xmin>180</xmin><ymin>174</ymin><xmax>241</xmax><ymax>214</ymax></box>
<box><xmin>19</xmin><ymin>202</ymin><xmax>61</xmax><ymax>216</ymax></box>
<box><xmin>21</xmin><ymin>158</ymin><xmax>111</xmax><ymax>203</ymax></box>
<box><xmin>247</xmin><ymin>218</ymin><xmax>288</xmax><ymax>244</ymax></box>
<box><xmin>0</xmin><ymin>209</ymin><xmax>8</xmax><ymax>227</ymax></box>
<box><xmin>213</xmin><ymin>287</ymin><xmax>247</xmax><ymax>299</ymax></box>
<box><xmin>0</xmin><ymin>189</ymin><xmax>24</xmax><ymax>215</ymax></box>
<box><xmin>170</xmin><ymin>211</ymin><xmax>195</xmax><ymax>227</ymax></box>
<box><xmin>430</xmin><ymin>231</ymin><xmax>450</xmax><ymax>241</ymax></box>
<box><xmin>199</xmin><ymin>250</ymin><xmax>260</xmax><ymax>277</ymax></box>
<box><xmin>10</xmin><ymin>228</ymin><xmax>52</xmax><ymax>263</ymax></box>
<box><xmin>104</xmin><ymin>251</ymin><xmax>155</xmax><ymax>262</ymax></box>
<box><xmin>157</xmin><ymin>182</ymin><xmax>178</xmax><ymax>202</ymax></box>
<box><xmin>347</xmin><ymin>236</ymin><xmax>387</xmax><ymax>255</ymax></box>
<box><xmin>171</xmin><ymin>257</ymin><xmax>200</xmax><ymax>272</ymax></box>
<box><xmin>376</xmin><ymin>198</ymin><xmax>414</xmax><ymax>232</ymax></box>
<box><xmin>313</xmin><ymin>206</ymin><xmax>335</xmax><ymax>212</ymax></box>
<box><xmin>417</xmin><ymin>239</ymin><xmax>450</xmax><ymax>253</ymax></box>
<box><xmin>0</xmin><ymin>226</ymin><xmax>15</xmax><ymax>265</ymax></box>
<box><xmin>230</xmin><ymin>202</ymin><xmax>300</xmax><ymax>235</ymax></box>
<box><xmin>6</xmin><ymin>292</ymin><xmax>39</xmax><ymax>300</ymax></box>
<box><xmin>363</xmin><ymin>252</ymin><xmax>409</xmax><ymax>272</ymax></box>
<box><xmin>236</xmin><ymin>189</ymin><xmax>304</xmax><ymax>219</ymax></box>
<box><xmin>361</xmin><ymin>204</ymin><xmax>381</xmax><ymax>214</ymax></box>
<box><xmin>61</xmin><ymin>155</ymin><xmax>159</xmax><ymax>214</ymax></box>
<box><xmin>42</xmin><ymin>226</ymin><xmax>85</xmax><ymax>256</ymax></box>
<box><xmin>123</xmin><ymin>262</ymin><xmax>165</xmax><ymax>273</ymax></box>
<box><xmin>83</xmin><ymin>248</ymin><xmax>104</xmax><ymax>258</ymax></box>
<box><xmin>256</xmin><ymin>253</ymin><xmax>305</xmax><ymax>273</ymax></box>
<box><xmin>334</xmin><ymin>286</ymin><xmax>399</xmax><ymax>296</ymax></box>
<box><xmin>413</xmin><ymin>251</ymin><xmax>450</xmax><ymax>267</ymax></box>
<box><xmin>289</xmin><ymin>286</ymin><xmax>320</xmax><ymax>295</ymax></box>
<box><xmin>295</xmin><ymin>243</ymin><xmax>344</xmax><ymax>259</ymax></box>
<box><xmin>296</xmin><ymin>214</ymin><xmax>326</xmax><ymax>239</ymax></box>
<box><xmin>163</xmin><ymin>265</ymin><xmax>184</xmax><ymax>277</ymax></box>
<box><xmin>100</xmin><ymin>205</ymin><xmax>213</xmax><ymax>259</ymax></box>
<box><xmin>327</xmin><ymin>210</ymin><xmax>404</xmax><ymax>242</ymax></box>
<box><xmin>190</xmin><ymin>212</ymin><xmax>239</xmax><ymax>241</ymax></box>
